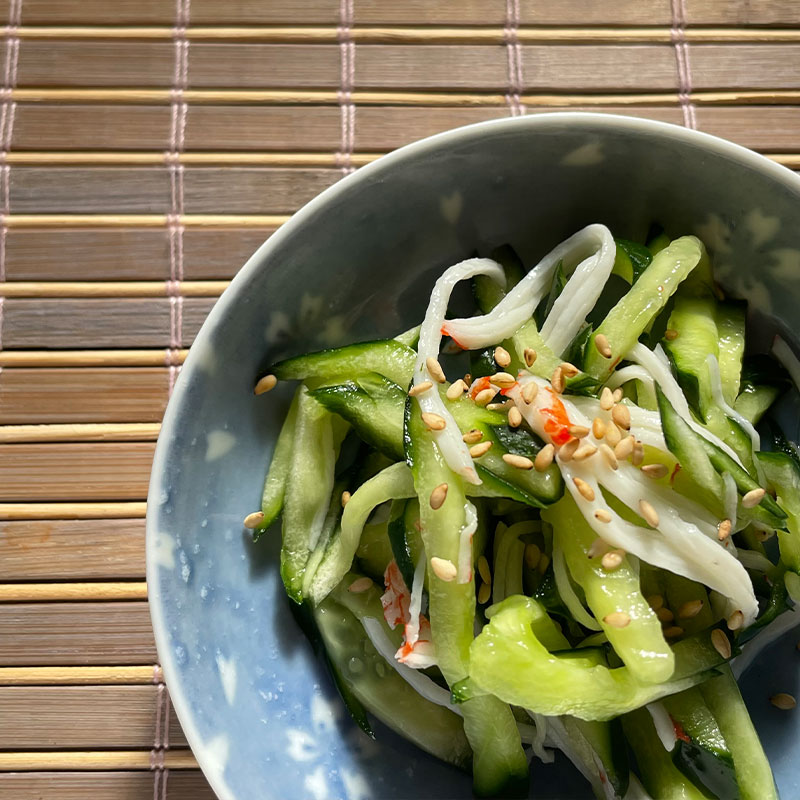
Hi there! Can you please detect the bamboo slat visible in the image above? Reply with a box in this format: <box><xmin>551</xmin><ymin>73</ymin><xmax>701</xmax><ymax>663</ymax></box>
<box><xmin>0</xmin><ymin>369</ymin><xmax>169</xmax><ymax>424</ymax></box>
<box><xmin>0</xmin><ymin>685</ymin><xmax>186</xmax><ymax>748</ymax></box>
<box><xmin>4</xmin><ymin>214</ymin><xmax>289</xmax><ymax>227</ymax></box>
<box><xmin>0</xmin><ymin>772</ymin><xmax>216</xmax><ymax>800</ymax></box>
<box><xmin>0</xmin><ymin>751</ymin><xmax>198</xmax><ymax>770</ymax></box>
<box><xmin>0</xmin><ymin>582</ymin><xmax>148</xmax><ymax>602</ymax></box>
<box><xmin>0</xmin><ymin>502</ymin><xmax>147</xmax><ymax>520</ymax></box>
<box><xmin>0</xmin><ymin>602</ymin><xmax>155</xmax><ymax>665</ymax></box>
<box><xmin>0</xmin><ymin>281</ymin><xmax>229</xmax><ymax>298</ymax></box>
<box><xmin>0</xmin><ymin>351</ymin><xmax>186</xmax><ymax>367</ymax></box>
<box><xmin>0</xmin><ymin>443</ymin><xmax>155</xmax><ymax>501</ymax></box>
<box><xmin>0</xmin><ymin>519</ymin><xmax>145</xmax><ymax>580</ymax></box>
<box><xmin>0</xmin><ymin>665</ymin><xmax>160</xmax><ymax>685</ymax></box>
<box><xmin>0</xmin><ymin>424</ymin><xmax>160</xmax><ymax>443</ymax></box>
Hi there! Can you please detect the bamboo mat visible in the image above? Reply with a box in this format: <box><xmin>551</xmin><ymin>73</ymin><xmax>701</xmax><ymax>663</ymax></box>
<box><xmin>1</xmin><ymin>1</ymin><xmax>799</xmax><ymax>798</ymax></box>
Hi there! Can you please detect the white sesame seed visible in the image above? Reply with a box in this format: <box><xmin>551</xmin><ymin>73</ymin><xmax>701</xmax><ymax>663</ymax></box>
<box><xmin>656</xmin><ymin>607</ymin><xmax>674</xmax><ymax>623</ymax></box>
<box><xmin>663</xmin><ymin>626</ymin><xmax>684</xmax><ymax>639</ymax></box>
<box><xmin>478</xmin><ymin>555</ymin><xmax>492</xmax><ymax>584</ymax></box>
<box><xmin>599</xmin><ymin>443</ymin><xmax>618</xmax><ymax>470</ymax></box>
<box><xmin>431</xmin><ymin>556</ymin><xmax>458</xmax><ymax>582</ymax></box>
<box><xmin>508</xmin><ymin>406</ymin><xmax>523</xmax><ymax>428</ymax></box>
<box><xmin>561</xmin><ymin>362</ymin><xmax>580</xmax><ymax>378</ymax></box>
<box><xmin>717</xmin><ymin>519</ymin><xmax>732</xmax><ymax>541</ymax></box>
<box><xmin>664</xmin><ymin>329</ymin><xmax>679</xmax><ymax>341</ymax></box>
<box><xmin>534</xmin><ymin>444</ymin><xmax>555</xmax><ymax>472</ymax></box>
<box><xmin>243</xmin><ymin>511</ymin><xmax>265</xmax><ymax>529</ymax></box>
<box><xmin>475</xmin><ymin>388</ymin><xmax>496</xmax><ymax>406</ymax></box>
<box><xmin>537</xmin><ymin>553</ymin><xmax>550</xmax><ymax>574</ymax></box>
<box><xmin>601</xmin><ymin>550</ymin><xmax>625</xmax><ymax>571</ymax></box>
<box><xmin>462</xmin><ymin>429</ymin><xmax>483</xmax><ymax>444</ymax></box>
<box><xmin>771</xmin><ymin>693</ymin><xmax>797</xmax><ymax>710</ymax></box>
<box><xmin>551</xmin><ymin>367</ymin><xmax>565</xmax><ymax>394</ymax></box>
<box><xmin>426</xmin><ymin>356</ymin><xmax>447</xmax><ymax>383</ymax></box>
<box><xmin>524</xmin><ymin>543</ymin><xmax>541</xmax><ymax>569</ymax></box>
<box><xmin>524</xmin><ymin>348</ymin><xmax>537</xmax><ymax>367</ymax></box>
<box><xmin>595</xmin><ymin>333</ymin><xmax>613</xmax><ymax>359</ymax></box>
<box><xmin>711</xmin><ymin>629</ymin><xmax>731</xmax><ymax>659</ymax></box>
<box><xmin>569</xmin><ymin>424</ymin><xmax>590</xmax><ymax>438</ymax></box>
<box><xmin>639</xmin><ymin>499</ymin><xmax>660</xmax><ymax>528</ymax></box>
<box><xmin>587</xmin><ymin>537</ymin><xmax>610</xmax><ymax>557</ymax></box>
<box><xmin>430</xmin><ymin>483</ymin><xmax>448</xmax><ymax>510</ymax></box>
<box><xmin>445</xmin><ymin>379</ymin><xmax>466</xmax><ymax>400</ymax></box>
<box><xmin>421</xmin><ymin>412</ymin><xmax>447</xmax><ymax>431</ymax></box>
<box><xmin>742</xmin><ymin>487</ymin><xmax>766</xmax><ymax>508</ymax></box>
<box><xmin>477</xmin><ymin>581</ymin><xmax>491</xmax><ymax>604</ymax></box>
<box><xmin>603</xmin><ymin>611</ymin><xmax>631</xmax><ymax>629</ymax></box>
<box><xmin>494</xmin><ymin>346</ymin><xmax>511</xmax><ymax>368</ymax></box>
<box><xmin>490</xmin><ymin>371</ymin><xmax>517</xmax><ymax>389</ymax></box>
<box><xmin>348</xmin><ymin>576</ymin><xmax>374</xmax><ymax>593</ymax></box>
<box><xmin>605</xmin><ymin>424</ymin><xmax>622</xmax><ymax>447</ymax></box>
<box><xmin>573</xmin><ymin>443</ymin><xmax>598</xmax><ymax>461</ymax></box>
<box><xmin>647</xmin><ymin>594</ymin><xmax>664</xmax><ymax>611</ymax></box>
<box><xmin>727</xmin><ymin>610</ymin><xmax>744</xmax><ymax>631</ymax></box>
<box><xmin>632</xmin><ymin>441</ymin><xmax>645</xmax><ymax>466</ymax></box>
<box><xmin>678</xmin><ymin>599</ymin><xmax>704</xmax><ymax>619</ymax></box>
<box><xmin>642</xmin><ymin>463</ymin><xmax>669</xmax><ymax>479</ymax></box>
<box><xmin>614</xmin><ymin>435</ymin><xmax>635</xmax><ymax>460</ymax></box>
<box><xmin>521</xmin><ymin>381</ymin><xmax>539</xmax><ymax>404</ymax></box>
<box><xmin>594</xmin><ymin>509</ymin><xmax>612</xmax><ymax>524</ymax></box>
<box><xmin>573</xmin><ymin>477</ymin><xmax>596</xmax><ymax>501</ymax></box>
<box><xmin>592</xmin><ymin>417</ymin><xmax>606</xmax><ymax>439</ymax></box>
<box><xmin>611</xmin><ymin>403</ymin><xmax>631</xmax><ymax>430</ymax></box>
<box><xmin>559</xmin><ymin>438</ymin><xmax>580</xmax><ymax>462</ymax></box>
<box><xmin>254</xmin><ymin>374</ymin><xmax>278</xmax><ymax>395</ymax></box>
<box><xmin>409</xmin><ymin>380</ymin><xmax>434</xmax><ymax>397</ymax></box>
<box><xmin>341</xmin><ymin>491</ymin><xmax>351</xmax><ymax>507</ymax></box>
<box><xmin>600</xmin><ymin>387</ymin><xmax>614</xmax><ymax>411</ymax></box>
<box><xmin>469</xmin><ymin>441</ymin><xmax>493</xmax><ymax>458</ymax></box>
<box><xmin>503</xmin><ymin>453</ymin><xmax>534</xmax><ymax>470</ymax></box>
<box><xmin>612</xmin><ymin>388</ymin><xmax>624</xmax><ymax>403</ymax></box>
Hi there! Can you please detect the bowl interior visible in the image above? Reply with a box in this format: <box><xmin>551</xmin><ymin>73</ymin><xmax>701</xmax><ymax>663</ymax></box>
<box><xmin>148</xmin><ymin>113</ymin><xmax>800</xmax><ymax>799</ymax></box>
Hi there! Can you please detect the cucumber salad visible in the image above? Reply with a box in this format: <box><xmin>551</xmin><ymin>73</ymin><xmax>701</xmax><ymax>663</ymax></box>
<box><xmin>247</xmin><ymin>224</ymin><xmax>800</xmax><ymax>799</ymax></box>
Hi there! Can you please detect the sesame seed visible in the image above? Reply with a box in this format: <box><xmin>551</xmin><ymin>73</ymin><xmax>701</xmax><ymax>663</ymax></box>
<box><xmin>551</xmin><ymin>366</ymin><xmax>565</xmax><ymax>394</ymax></box>
<box><xmin>462</xmin><ymin>429</ymin><xmax>484</xmax><ymax>444</ymax></box>
<box><xmin>601</xmin><ymin>550</ymin><xmax>625</xmax><ymax>571</ymax></box>
<box><xmin>573</xmin><ymin>443</ymin><xmax>598</xmax><ymax>461</ymax></box>
<box><xmin>487</xmin><ymin>402</ymin><xmax>511</xmax><ymax>412</ymax></box>
<box><xmin>742</xmin><ymin>487</ymin><xmax>766</xmax><ymax>508</ymax></box>
<box><xmin>771</xmin><ymin>693</ymin><xmax>797</xmax><ymax>710</ymax></box>
<box><xmin>537</xmin><ymin>553</ymin><xmax>550</xmax><ymax>574</ymax></box>
<box><xmin>717</xmin><ymin>519</ymin><xmax>733</xmax><ymax>541</ymax></box>
<box><xmin>594</xmin><ymin>509</ymin><xmax>612</xmax><ymax>523</ymax></box>
<box><xmin>573</xmin><ymin>477</ymin><xmax>596</xmax><ymax>501</ymax></box>
<box><xmin>430</xmin><ymin>483</ymin><xmax>448</xmax><ymax>510</ymax></box>
<box><xmin>599</xmin><ymin>443</ymin><xmax>618</xmax><ymax>470</ymax></box>
<box><xmin>341</xmin><ymin>491</ymin><xmax>351</xmax><ymax>507</ymax></box>
<box><xmin>525</xmin><ymin>543</ymin><xmax>541</xmax><ymax>569</ymax></box>
<box><xmin>477</xmin><ymin>581</ymin><xmax>491</xmax><ymax>604</ymax></box>
<box><xmin>463</xmin><ymin>373</ymin><xmax>472</xmax><ymax>385</ymax></box>
<box><xmin>445</xmin><ymin>379</ymin><xmax>466</xmax><ymax>400</ymax></box>
<box><xmin>664</xmin><ymin>329</ymin><xmax>679</xmax><ymax>341</ymax></box>
<box><xmin>612</xmin><ymin>388</ymin><xmax>624</xmax><ymax>403</ymax></box>
<box><xmin>534</xmin><ymin>443</ymin><xmax>555</xmax><ymax>472</ymax></box>
<box><xmin>348</xmin><ymin>576</ymin><xmax>374</xmax><ymax>593</ymax></box>
<box><xmin>409</xmin><ymin>380</ymin><xmax>434</xmax><ymax>397</ymax></box>
<box><xmin>254</xmin><ymin>374</ymin><xmax>278</xmax><ymax>395</ymax></box>
<box><xmin>508</xmin><ymin>406</ymin><xmax>523</xmax><ymax>428</ymax></box>
<box><xmin>561</xmin><ymin>362</ymin><xmax>580</xmax><ymax>378</ymax></box>
<box><xmin>592</xmin><ymin>417</ymin><xmax>606</xmax><ymax>439</ymax></box>
<box><xmin>614</xmin><ymin>436</ymin><xmax>635</xmax><ymax>460</ymax></box>
<box><xmin>605</xmin><ymin>424</ymin><xmax>622</xmax><ymax>447</ymax></box>
<box><xmin>524</xmin><ymin>348</ymin><xmax>537</xmax><ymax>367</ymax></box>
<box><xmin>656</xmin><ymin>607</ymin><xmax>674</xmax><ymax>623</ymax></box>
<box><xmin>632</xmin><ymin>441</ymin><xmax>645</xmax><ymax>467</ymax></box>
<box><xmin>611</xmin><ymin>403</ymin><xmax>631</xmax><ymax>430</ymax></box>
<box><xmin>431</xmin><ymin>556</ymin><xmax>458</xmax><ymax>582</ymax></box>
<box><xmin>426</xmin><ymin>356</ymin><xmax>447</xmax><ymax>383</ymax></box>
<box><xmin>569</xmin><ymin>424</ymin><xmax>591</xmax><ymax>438</ymax></box>
<box><xmin>421</xmin><ymin>412</ymin><xmax>447</xmax><ymax>431</ymax></box>
<box><xmin>503</xmin><ymin>453</ymin><xmax>534</xmax><ymax>470</ymax></box>
<box><xmin>594</xmin><ymin>333</ymin><xmax>613</xmax><ymax>359</ymax></box>
<box><xmin>490</xmin><ymin>371</ymin><xmax>517</xmax><ymax>389</ymax></box>
<box><xmin>243</xmin><ymin>511</ymin><xmax>265</xmax><ymax>529</ymax></box>
<box><xmin>678</xmin><ymin>599</ymin><xmax>704</xmax><ymax>619</ymax></box>
<box><xmin>600</xmin><ymin>387</ymin><xmax>614</xmax><ymax>410</ymax></box>
<box><xmin>604</xmin><ymin>611</ymin><xmax>631</xmax><ymax>629</ymax></box>
<box><xmin>587</xmin><ymin>537</ymin><xmax>610</xmax><ymax>557</ymax></box>
<box><xmin>642</xmin><ymin>463</ymin><xmax>669</xmax><ymax>479</ymax></box>
<box><xmin>521</xmin><ymin>381</ymin><xmax>539</xmax><ymax>403</ymax></box>
<box><xmin>663</xmin><ymin>626</ymin><xmax>685</xmax><ymax>639</ymax></box>
<box><xmin>639</xmin><ymin>499</ymin><xmax>660</xmax><ymax>528</ymax></box>
<box><xmin>711</xmin><ymin>629</ymin><xmax>732</xmax><ymax>659</ymax></box>
<box><xmin>469</xmin><ymin>441</ymin><xmax>493</xmax><ymax>458</ymax></box>
<box><xmin>494</xmin><ymin>346</ymin><xmax>511</xmax><ymax>368</ymax></box>
<box><xmin>647</xmin><ymin>594</ymin><xmax>664</xmax><ymax>611</ymax></box>
<box><xmin>727</xmin><ymin>610</ymin><xmax>744</xmax><ymax>631</ymax></box>
<box><xmin>475</xmin><ymin>388</ymin><xmax>496</xmax><ymax>406</ymax></box>
<box><xmin>478</xmin><ymin>555</ymin><xmax>492</xmax><ymax>584</ymax></box>
<box><xmin>559</xmin><ymin>438</ymin><xmax>580</xmax><ymax>462</ymax></box>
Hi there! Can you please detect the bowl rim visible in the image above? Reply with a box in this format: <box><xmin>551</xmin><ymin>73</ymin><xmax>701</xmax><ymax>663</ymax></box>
<box><xmin>145</xmin><ymin>111</ymin><xmax>800</xmax><ymax>800</ymax></box>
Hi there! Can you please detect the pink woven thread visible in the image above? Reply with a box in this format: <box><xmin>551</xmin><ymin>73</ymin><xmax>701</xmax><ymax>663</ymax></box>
<box><xmin>335</xmin><ymin>0</ymin><xmax>356</xmax><ymax>175</ymax></box>
<box><xmin>504</xmin><ymin>0</ymin><xmax>524</xmax><ymax>117</ymax></box>
<box><xmin>165</xmin><ymin>0</ymin><xmax>190</xmax><ymax>393</ymax></box>
<box><xmin>0</xmin><ymin>0</ymin><xmax>21</xmax><ymax>284</ymax></box>
<box><xmin>670</xmin><ymin>0</ymin><xmax>697</xmax><ymax>129</ymax></box>
<box><xmin>152</xmin><ymin>680</ymin><xmax>172</xmax><ymax>798</ymax></box>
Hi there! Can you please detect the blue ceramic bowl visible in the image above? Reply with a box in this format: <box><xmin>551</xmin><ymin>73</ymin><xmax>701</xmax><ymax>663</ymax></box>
<box><xmin>147</xmin><ymin>113</ymin><xmax>800</xmax><ymax>799</ymax></box>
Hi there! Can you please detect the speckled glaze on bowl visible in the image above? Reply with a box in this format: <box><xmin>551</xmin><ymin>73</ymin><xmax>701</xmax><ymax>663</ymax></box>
<box><xmin>147</xmin><ymin>113</ymin><xmax>800</xmax><ymax>800</ymax></box>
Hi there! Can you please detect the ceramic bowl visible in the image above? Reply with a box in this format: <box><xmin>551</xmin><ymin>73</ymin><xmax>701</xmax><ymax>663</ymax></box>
<box><xmin>147</xmin><ymin>112</ymin><xmax>800</xmax><ymax>799</ymax></box>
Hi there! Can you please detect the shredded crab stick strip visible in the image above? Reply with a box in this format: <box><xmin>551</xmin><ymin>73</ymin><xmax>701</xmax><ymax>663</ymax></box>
<box><xmin>443</xmin><ymin>224</ymin><xmax>614</xmax><ymax>351</ymax></box>
<box><xmin>538</xmin><ymin>225</ymin><xmax>616</xmax><ymax>355</ymax></box>
<box><xmin>414</xmin><ymin>256</ymin><xmax>505</xmax><ymax>484</ymax></box>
